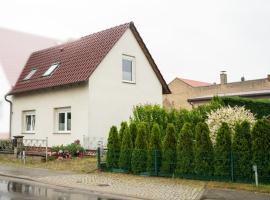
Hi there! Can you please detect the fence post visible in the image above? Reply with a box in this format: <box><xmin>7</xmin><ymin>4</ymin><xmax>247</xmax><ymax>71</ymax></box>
<box><xmin>97</xmin><ymin>147</ymin><xmax>101</xmax><ymax>170</ymax></box>
<box><xmin>154</xmin><ymin>149</ymin><xmax>158</xmax><ymax>176</ymax></box>
<box><xmin>230</xmin><ymin>151</ymin><xmax>234</xmax><ymax>182</ymax></box>
<box><xmin>45</xmin><ymin>137</ymin><xmax>48</xmax><ymax>162</ymax></box>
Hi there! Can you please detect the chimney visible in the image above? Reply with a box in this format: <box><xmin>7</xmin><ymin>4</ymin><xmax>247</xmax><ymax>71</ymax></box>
<box><xmin>241</xmin><ymin>76</ymin><xmax>245</xmax><ymax>82</ymax></box>
<box><xmin>220</xmin><ymin>71</ymin><xmax>227</xmax><ymax>84</ymax></box>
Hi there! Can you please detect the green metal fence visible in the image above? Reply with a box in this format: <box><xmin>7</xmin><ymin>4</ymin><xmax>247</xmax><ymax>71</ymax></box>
<box><xmin>97</xmin><ymin>147</ymin><xmax>270</xmax><ymax>185</ymax></box>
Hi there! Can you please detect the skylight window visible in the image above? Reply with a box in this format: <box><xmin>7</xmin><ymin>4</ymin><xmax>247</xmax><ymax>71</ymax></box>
<box><xmin>23</xmin><ymin>68</ymin><xmax>37</xmax><ymax>81</ymax></box>
<box><xmin>43</xmin><ymin>63</ymin><xmax>59</xmax><ymax>77</ymax></box>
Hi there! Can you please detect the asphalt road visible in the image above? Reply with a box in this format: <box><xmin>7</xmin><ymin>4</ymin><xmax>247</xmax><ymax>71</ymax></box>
<box><xmin>0</xmin><ymin>176</ymin><xmax>131</xmax><ymax>200</ymax></box>
<box><xmin>200</xmin><ymin>188</ymin><xmax>270</xmax><ymax>200</ymax></box>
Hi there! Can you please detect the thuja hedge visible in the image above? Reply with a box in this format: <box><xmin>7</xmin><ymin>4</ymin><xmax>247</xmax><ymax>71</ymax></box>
<box><xmin>105</xmin><ymin>117</ymin><xmax>270</xmax><ymax>181</ymax></box>
<box><xmin>221</xmin><ymin>96</ymin><xmax>270</xmax><ymax>119</ymax></box>
<box><xmin>131</xmin><ymin>98</ymin><xmax>221</xmax><ymax>140</ymax></box>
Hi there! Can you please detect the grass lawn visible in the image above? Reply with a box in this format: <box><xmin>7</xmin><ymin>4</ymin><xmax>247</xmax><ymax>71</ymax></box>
<box><xmin>0</xmin><ymin>154</ymin><xmax>269</xmax><ymax>193</ymax></box>
<box><xmin>0</xmin><ymin>154</ymin><xmax>97</xmax><ymax>173</ymax></box>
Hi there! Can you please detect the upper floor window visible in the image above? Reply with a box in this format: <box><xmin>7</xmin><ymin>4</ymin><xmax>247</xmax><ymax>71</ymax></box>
<box><xmin>43</xmin><ymin>63</ymin><xmax>59</xmax><ymax>77</ymax></box>
<box><xmin>55</xmin><ymin>107</ymin><xmax>71</xmax><ymax>133</ymax></box>
<box><xmin>122</xmin><ymin>55</ymin><xmax>135</xmax><ymax>83</ymax></box>
<box><xmin>22</xmin><ymin>110</ymin><xmax>36</xmax><ymax>133</ymax></box>
<box><xmin>23</xmin><ymin>68</ymin><xmax>37</xmax><ymax>81</ymax></box>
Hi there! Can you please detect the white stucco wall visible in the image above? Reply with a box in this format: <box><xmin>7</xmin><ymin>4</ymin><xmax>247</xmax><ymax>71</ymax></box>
<box><xmin>87</xmin><ymin>28</ymin><xmax>163</xmax><ymax>148</ymax></box>
<box><xmin>0</xmin><ymin>63</ymin><xmax>10</xmax><ymax>138</ymax></box>
<box><xmin>11</xmin><ymin>84</ymin><xmax>89</xmax><ymax>146</ymax></box>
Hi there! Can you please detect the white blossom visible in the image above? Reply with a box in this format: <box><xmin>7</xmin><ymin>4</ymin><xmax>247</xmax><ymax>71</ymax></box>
<box><xmin>206</xmin><ymin>106</ymin><xmax>256</xmax><ymax>143</ymax></box>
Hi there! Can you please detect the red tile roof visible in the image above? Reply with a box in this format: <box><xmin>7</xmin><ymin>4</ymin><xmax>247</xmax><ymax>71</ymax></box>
<box><xmin>9</xmin><ymin>22</ymin><xmax>170</xmax><ymax>95</ymax></box>
<box><xmin>179</xmin><ymin>78</ymin><xmax>211</xmax><ymax>87</ymax></box>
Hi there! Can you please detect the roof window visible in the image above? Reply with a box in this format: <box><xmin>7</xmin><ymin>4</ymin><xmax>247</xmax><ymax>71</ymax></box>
<box><xmin>23</xmin><ymin>68</ymin><xmax>37</xmax><ymax>81</ymax></box>
<box><xmin>43</xmin><ymin>63</ymin><xmax>59</xmax><ymax>77</ymax></box>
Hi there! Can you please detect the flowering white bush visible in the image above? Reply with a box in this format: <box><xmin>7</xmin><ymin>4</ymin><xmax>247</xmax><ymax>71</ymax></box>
<box><xmin>206</xmin><ymin>106</ymin><xmax>256</xmax><ymax>143</ymax></box>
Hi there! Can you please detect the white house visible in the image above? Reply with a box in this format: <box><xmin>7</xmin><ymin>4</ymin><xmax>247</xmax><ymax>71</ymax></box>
<box><xmin>7</xmin><ymin>22</ymin><xmax>170</xmax><ymax>148</ymax></box>
<box><xmin>0</xmin><ymin>28</ymin><xmax>57</xmax><ymax>139</ymax></box>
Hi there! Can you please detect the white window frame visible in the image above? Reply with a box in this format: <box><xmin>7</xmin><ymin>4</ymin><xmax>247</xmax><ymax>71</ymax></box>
<box><xmin>22</xmin><ymin>110</ymin><xmax>36</xmax><ymax>133</ymax></box>
<box><xmin>122</xmin><ymin>55</ymin><xmax>136</xmax><ymax>83</ymax></box>
<box><xmin>55</xmin><ymin>107</ymin><xmax>71</xmax><ymax>133</ymax></box>
<box><xmin>43</xmin><ymin>63</ymin><xmax>59</xmax><ymax>77</ymax></box>
<box><xmin>23</xmin><ymin>68</ymin><xmax>37</xmax><ymax>81</ymax></box>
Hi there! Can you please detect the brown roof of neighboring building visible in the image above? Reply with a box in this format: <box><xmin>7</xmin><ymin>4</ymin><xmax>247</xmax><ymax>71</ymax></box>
<box><xmin>9</xmin><ymin>22</ymin><xmax>170</xmax><ymax>95</ymax></box>
<box><xmin>188</xmin><ymin>89</ymin><xmax>270</xmax><ymax>102</ymax></box>
<box><xmin>0</xmin><ymin>28</ymin><xmax>58</xmax><ymax>86</ymax></box>
<box><xmin>178</xmin><ymin>77</ymin><xmax>211</xmax><ymax>87</ymax></box>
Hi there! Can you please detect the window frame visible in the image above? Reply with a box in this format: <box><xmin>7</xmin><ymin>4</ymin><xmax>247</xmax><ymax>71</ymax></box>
<box><xmin>55</xmin><ymin>107</ymin><xmax>71</xmax><ymax>133</ymax></box>
<box><xmin>43</xmin><ymin>63</ymin><xmax>59</xmax><ymax>77</ymax></box>
<box><xmin>122</xmin><ymin>55</ymin><xmax>136</xmax><ymax>84</ymax></box>
<box><xmin>23</xmin><ymin>68</ymin><xmax>37</xmax><ymax>81</ymax></box>
<box><xmin>22</xmin><ymin>110</ymin><xmax>36</xmax><ymax>134</ymax></box>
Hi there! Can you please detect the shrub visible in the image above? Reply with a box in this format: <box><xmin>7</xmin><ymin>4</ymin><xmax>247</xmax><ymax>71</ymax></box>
<box><xmin>206</xmin><ymin>106</ymin><xmax>255</xmax><ymax>143</ymax></box>
<box><xmin>160</xmin><ymin>123</ymin><xmax>177</xmax><ymax>175</ymax></box>
<box><xmin>131</xmin><ymin>123</ymin><xmax>147</xmax><ymax>174</ymax></box>
<box><xmin>129</xmin><ymin>122</ymin><xmax>137</xmax><ymax>147</ymax></box>
<box><xmin>131</xmin><ymin>104</ymin><xmax>168</xmax><ymax>138</ymax></box>
<box><xmin>119</xmin><ymin>127</ymin><xmax>133</xmax><ymax>171</ymax></box>
<box><xmin>175</xmin><ymin>123</ymin><xmax>194</xmax><ymax>174</ymax></box>
<box><xmin>222</xmin><ymin>96</ymin><xmax>270</xmax><ymax>119</ymax></box>
<box><xmin>106</xmin><ymin>126</ymin><xmax>120</xmax><ymax>169</ymax></box>
<box><xmin>65</xmin><ymin>143</ymin><xmax>84</xmax><ymax>156</ymax></box>
<box><xmin>214</xmin><ymin>123</ymin><xmax>232</xmax><ymax>176</ymax></box>
<box><xmin>119</xmin><ymin>121</ymin><xmax>128</xmax><ymax>147</ymax></box>
<box><xmin>147</xmin><ymin>123</ymin><xmax>162</xmax><ymax>174</ymax></box>
<box><xmin>194</xmin><ymin>122</ymin><xmax>214</xmax><ymax>175</ymax></box>
<box><xmin>232</xmin><ymin>121</ymin><xmax>252</xmax><ymax>179</ymax></box>
<box><xmin>251</xmin><ymin>119</ymin><xmax>270</xmax><ymax>177</ymax></box>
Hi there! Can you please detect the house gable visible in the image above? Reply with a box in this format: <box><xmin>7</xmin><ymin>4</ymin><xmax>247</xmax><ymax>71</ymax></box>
<box><xmin>9</xmin><ymin>22</ymin><xmax>170</xmax><ymax>95</ymax></box>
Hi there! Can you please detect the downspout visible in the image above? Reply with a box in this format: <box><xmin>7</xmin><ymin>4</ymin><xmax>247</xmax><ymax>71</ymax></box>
<box><xmin>4</xmin><ymin>93</ymin><xmax>12</xmax><ymax>139</ymax></box>
<box><xmin>188</xmin><ymin>100</ymin><xmax>194</xmax><ymax>108</ymax></box>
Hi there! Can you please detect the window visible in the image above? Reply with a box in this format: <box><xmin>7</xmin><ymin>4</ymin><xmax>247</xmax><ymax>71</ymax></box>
<box><xmin>122</xmin><ymin>55</ymin><xmax>135</xmax><ymax>83</ymax></box>
<box><xmin>55</xmin><ymin>107</ymin><xmax>71</xmax><ymax>133</ymax></box>
<box><xmin>43</xmin><ymin>63</ymin><xmax>59</xmax><ymax>77</ymax></box>
<box><xmin>22</xmin><ymin>111</ymin><xmax>35</xmax><ymax>133</ymax></box>
<box><xmin>23</xmin><ymin>68</ymin><xmax>37</xmax><ymax>81</ymax></box>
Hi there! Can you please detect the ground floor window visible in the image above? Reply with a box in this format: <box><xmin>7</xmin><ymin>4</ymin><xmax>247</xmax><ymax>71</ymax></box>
<box><xmin>22</xmin><ymin>111</ymin><xmax>35</xmax><ymax>133</ymax></box>
<box><xmin>55</xmin><ymin>107</ymin><xmax>71</xmax><ymax>133</ymax></box>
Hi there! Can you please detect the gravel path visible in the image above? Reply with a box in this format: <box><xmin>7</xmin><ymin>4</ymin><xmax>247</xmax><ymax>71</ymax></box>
<box><xmin>38</xmin><ymin>173</ymin><xmax>204</xmax><ymax>200</ymax></box>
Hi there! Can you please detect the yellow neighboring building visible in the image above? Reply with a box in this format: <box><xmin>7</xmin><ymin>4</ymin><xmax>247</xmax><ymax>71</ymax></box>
<box><xmin>163</xmin><ymin>72</ymin><xmax>270</xmax><ymax>110</ymax></box>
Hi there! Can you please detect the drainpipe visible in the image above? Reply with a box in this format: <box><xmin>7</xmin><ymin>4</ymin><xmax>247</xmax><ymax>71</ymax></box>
<box><xmin>4</xmin><ymin>93</ymin><xmax>12</xmax><ymax>139</ymax></box>
<box><xmin>188</xmin><ymin>100</ymin><xmax>194</xmax><ymax>108</ymax></box>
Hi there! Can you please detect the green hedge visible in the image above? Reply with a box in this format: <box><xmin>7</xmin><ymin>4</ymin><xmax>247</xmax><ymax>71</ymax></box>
<box><xmin>221</xmin><ymin>96</ymin><xmax>270</xmax><ymax>119</ymax></box>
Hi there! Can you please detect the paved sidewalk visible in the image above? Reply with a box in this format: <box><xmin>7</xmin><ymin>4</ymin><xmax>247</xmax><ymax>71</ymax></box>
<box><xmin>39</xmin><ymin>173</ymin><xmax>204</xmax><ymax>200</ymax></box>
<box><xmin>0</xmin><ymin>165</ymin><xmax>72</xmax><ymax>178</ymax></box>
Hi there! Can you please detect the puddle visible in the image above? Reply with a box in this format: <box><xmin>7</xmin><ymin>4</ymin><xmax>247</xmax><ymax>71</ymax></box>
<box><xmin>0</xmin><ymin>178</ymin><xmax>120</xmax><ymax>200</ymax></box>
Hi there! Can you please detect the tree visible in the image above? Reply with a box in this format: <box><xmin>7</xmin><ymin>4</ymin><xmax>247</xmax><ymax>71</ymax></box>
<box><xmin>106</xmin><ymin>126</ymin><xmax>120</xmax><ymax>168</ymax></box>
<box><xmin>160</xmin><ymin>123</ymin><xmax>177</xmax><ymax>175</ymax></box>
<box><xmin>118</xmin><ymin>127</ymin><xmax>133</xmax><ymax>171</ymax></box>
<box><xmin>214</xmin><ymin>122</ymin><xmax>232</xmax><ymax>177</ymax></box>
<box><xmin>194</xmin><ymin>122</ymin><xmax>214</xmax><ymax>175</ymax></box>
<box><xmin>232</xmin><ymin>121</ymin><xmax>252</xmax><ymax>180</ymax></box>
<box><xmin>206</xmin><ymin>106</ymin><xmax>255</xmax><ymax>143</ymax></box>
<box><xmin>129</xmin><ymin>122</ymin><xmax>137</xmax><ymax>147</ymax></box>
<box><xmin>175</xmin><ymin>123</ymin><xmax>194</xmax><ymax>175</ymax></box>
<box><xmin>131</xmin><ymin>123</ymin><xmax>147</xmax><ymax>174</ymax></box>
<box><xmin>119</xmin><ymin>121</ymin><xmax>128</xmax><ymax>147</ymax></box>
<box><xmin>147</xmin><ymin>123</ymin><xmax>162</xmax><ymax>174</ymax></box>
<box><xmin>252</xmin><ymin>119</ymin><xmax>270</xmax><ymax>177</ymax></box>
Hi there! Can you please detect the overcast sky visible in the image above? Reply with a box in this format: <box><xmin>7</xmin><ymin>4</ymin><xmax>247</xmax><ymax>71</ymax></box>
<box><xmin>0</xmin><ymin>0</ymin><xmax>269</xmax><ymax>84</ymax></box>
